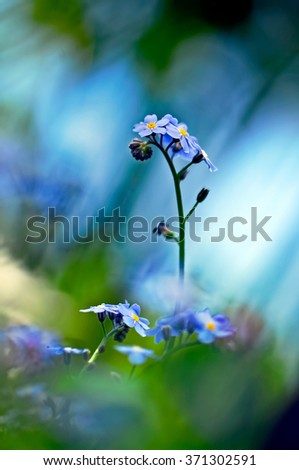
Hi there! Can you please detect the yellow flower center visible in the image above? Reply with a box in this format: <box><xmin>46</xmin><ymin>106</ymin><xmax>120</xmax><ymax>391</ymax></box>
<box><xmin>206</xmin><ymin>322</ymin><xmax>215</xmax><ymax>331</ymax></box>
<box><xmin>179</xmin><ymin>127</ymin><xmax>188</xmax><ymax>137</ymax></box>
<box><xmin>132</xmin><ymin>313</ymin><xmax>139</xmax><ymax>322</ymax></box>
<box><xmin>147</xmin><ymin>122</ymin><xmax>157</xmax><ymax>129</ymax></box>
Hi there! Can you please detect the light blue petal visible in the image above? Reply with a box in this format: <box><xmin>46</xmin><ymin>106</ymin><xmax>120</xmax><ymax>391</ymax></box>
<box><xmin>181</xmin><ymin>136</ymin><xmax>190</xmax><ymax>153</ymax></box>
<box><xmin>133</xmin><ymin>123</ymin><xmax>146</xmax><ymax>132</ymax></box>
<box><xmin>157</xmin><ymin>118</ymin><xmax>169</xmax><ymax>126</ymax></box>
<box><xmin>134</xmin><ymin>323</ymin><xmax>146</xmax><ymax>337</ymax></box>
<box><xmin>139</xmin><ymin>317</ymin><xmax>149</xmax><ymax>326</ymax></box>
<box><xmin>146</xmin><ymin>327</ymin><xmax>159</xmax><ymax>337</ymax></box>
<box><xmin>123</xmin><ymin>316</ymin><xmax>135</xmax><ymax>328</ymax></box>
<box><xmin>139</xmin><ymin>128</ymin><xmax>152</xmax><ymax>137</ymax></box>
<box><xmin>154</xmin><ymin>126</ymin><xmax>166</xmax><ymax>134</ymax></box>
<box><xmin>114</xmin><ymin>345</ymin><xmax>134</xmax><ymax>354</ymax></box>
<box><xmin>128</xmin><ymin>352</ymin><xmax>146</xmax><ymax>365</ymax></box>
<box><xmin>144</xmin><ymin>114</ymin><xmax>157</xmax><ymax>123</ymax></box>
<box><xmin>197</xmin><ymin>329</ymin><xmax>215</xmax><ymax>344</ymax></box>
<box><xmin>166</xmin><ymin>123</ymin><xmax>180</xmax><ymax>138</ymax></box>
<box><xmin>118</xmin><ymin>303</ymin><xmax>130</xmax><ymax>316</ymax></box>
<box><xmin>131</xmin><ymin>303</ymin><xmax>141</xmax><ymax>316</ymax></box>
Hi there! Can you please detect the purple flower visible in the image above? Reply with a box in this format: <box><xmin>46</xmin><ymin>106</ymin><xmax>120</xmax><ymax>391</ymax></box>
<box><xmin>114</xmin><ymin>345</ymin><xmax>155</xmax><ymax>365</ymax></box>
<box><xmin>118</xmin><ymin>303</ymin><xmax>150</xmax><ymax>337</ymax></box>
<box><xmin>133</xmin><ymin>114</ymin><xmax>169</xmax><ymax>137</ymax></box>
<box><xmin>165</xmin><ymin>117</ymin><xmax>201</xmax><ymax>154</ymax></box>
<box><xmin>195</xmin><ymin>308</ymin><xmax>235</xmax><ymax>344</ymax></box>
<box><xmin>0</xmin><ymin>325</ymin><xmax>60</xmax><ymax>374</ymax></box>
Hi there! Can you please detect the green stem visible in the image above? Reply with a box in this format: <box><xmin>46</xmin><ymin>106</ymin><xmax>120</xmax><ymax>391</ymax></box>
<box><xmin>82</xmin><ymin>325</ymin><xmax>123</xmax><ymax>372</ymax></box>
<box><xmin>128</xmin><ymin>365</ymin><xmax>136</xmax><ymax>380</ymax></box>
<box><xmin>152</xmin><ymin>140</ymin><xmax>185</xmax><ymax>291</ymax></box>
<box><xmin>184</xmin><ymin>200</ymin><xmax>199</xmax><ymax>223</ymax></box>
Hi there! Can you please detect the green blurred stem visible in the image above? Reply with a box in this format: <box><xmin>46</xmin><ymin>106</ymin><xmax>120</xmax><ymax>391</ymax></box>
<box><xmin>82</xmin><ymin>325</ymin><xmax>123</xmax><ymax>372</ymax></box>
<box><xmin>128</xmin><ymin>365</ymin><xmax>136</xmax><ymax>380</ymax></box>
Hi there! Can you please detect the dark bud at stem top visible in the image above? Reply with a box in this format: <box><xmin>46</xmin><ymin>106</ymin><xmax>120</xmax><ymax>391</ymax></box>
<box><xmin>196</xmin><ymin>188</ymin><xmax>210</xmax><ymax>203</ymax></box>
<box><xmin>97</xmin><ymin>311</ymin><xmax>107</xmax><ymax>322</ymax></box>
<box><xmin>129</xmin><ymin>138</ymin><xmax>153</xmax><ymax>161</ymax></box>
<box><xmin>192</xmin><ymin>152</ymin><xmax>204</xmax><ymax>164</ymax></box>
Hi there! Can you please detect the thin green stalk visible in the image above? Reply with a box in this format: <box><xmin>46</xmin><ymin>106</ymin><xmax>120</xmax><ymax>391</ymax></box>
<box><xmin>184</xmin><ymin>200</ymin><xmax>199</xmax><ymax>223</ymax></box>
<box><xmin>152</xmin><ymin>140</ymin><xmax>185</xmax><ymax>289</ymax></box>
<box><xmin>82</xmin><ymin>325</ymin><xmax>123</xmax><ymax>372</ymax></box>
<box><xmin>177</xmin><ymin>161</ymin><xmax>194</xmax><ymax>180</ymax></box>
<box><xmin>128</xmin><ymin>365</ymin><xmax>136</xmax><ymax>381</ymax></box>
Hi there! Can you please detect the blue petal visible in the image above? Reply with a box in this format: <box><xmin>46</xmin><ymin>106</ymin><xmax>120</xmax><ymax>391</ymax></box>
<box><xmin>181</xmin><ymin>136</ymin><xmax>190</xmax><ymax>153</ymax></box>
<box><xmin>157</xmin><ymin>118</ymin><xmax>169</xmax><ymax>126</ymax></box>
<box><xmin>133</xmin><ymin>123</ymin><xmax>146</xmax><ymax>132</ymax></box>
<box><xmin>197</xmin><ymin>330</ymin><xmax>215</xmax><ymax>344</ymax></box>
<box><xmin>131</xmin><ymin>303</ymin><xmax>141</xmax><ymax>316</ymax></box>
<box><xmin>128</xmin><ymin>352</ymin><xmax>146</xmax><ymax>365</ymax></box>
<box><xmin>154</xmin><ymin>126</ymin><xmax>166</xmax><ymax>134</ymax></box>
<box><xmin>139</xmin><ymin>317</ymin><xmax>149</xmax><ymax>326</ymax></box>
<box><xmin>166</xmin><ymin>123</ymin><xmax>180</xmax><ymax>138</ymax></box>
<box><xmin>144</xmin><ymin>114</ymin><xmax>157</xmax><ymax>123</ymax></box>
<box><xmin>114</xmin><ymin>345</ymin><xmax>134</xmax><ymax>354</ymax></box>
<box><xmin>123</xmin><ymin>316</ymin><xmax>135</xmax><ymax>328</ymax></box>
<box><xmin>139</xmin><ymin>128</ymin><xmax>152</xmax><ymax>137</ymax></box>
<box><xmin>134</xmin><ymin>323</ymin><xmax>146</xmax><ymax>337</ymax></box>
<box><xmin>138</xmin><ymin>320</ymin><xmax>149</xmax><ymax>330</ymax></box>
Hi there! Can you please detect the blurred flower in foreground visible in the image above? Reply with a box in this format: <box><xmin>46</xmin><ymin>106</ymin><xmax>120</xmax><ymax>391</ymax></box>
<box><xmin>47</xmin><ymin>347</ymin><xmax>90</xmax><ymax>365</ymax></box>
<box><xmin>0</xmin><ymin>325</ymin><xmax>60</xmax><ymax>374</ymax></box>
<box><xmin>114</xmin><ymin>345</ymin><xmax>155</xmax><ymax>365</ymax></box>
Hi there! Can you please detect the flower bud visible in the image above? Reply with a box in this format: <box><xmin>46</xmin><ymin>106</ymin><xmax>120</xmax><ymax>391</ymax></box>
<box><xmin>97</xmin><ymin>311</ymin><xmax>107</xmax><ymax>322</ymax></box>
<box><xmin>129</xmin><ymin>138</ymin><xmax>153</xmax><ymax>161</ymax></box>
<box><xmin>192</xmin><ymin>152</ymin><xmax>204</xmax><ymax>164</ymax></box>
<box><xmin>179</xmin><ymin>168</ymin><xmax>190</xmax><ymax>181</ymax></box>
<box><xmin>196</xmin><ymin>188</ymin><xmax>209</xmax><ymax>203</ymax></box>
<box><xmin>162</xmin><ymin>325</ymin><xmax>171</xmax><ymax>341</ymax></box>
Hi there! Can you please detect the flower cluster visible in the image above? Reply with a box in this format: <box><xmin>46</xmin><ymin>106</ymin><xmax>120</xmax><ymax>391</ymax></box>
<box><xmin>132</xmin><ymin>113</ymin><xmax>217</xmax><ymax>172</ymax></box>
<box><xmin>147</xmin><ymin>308</ymin><xmax>235</xmax><ymax>345</ymax></box>
<box><xmin>80</xmin><ymin>301</ymin><xmax>150</xmax><ymax>337</ymax></box>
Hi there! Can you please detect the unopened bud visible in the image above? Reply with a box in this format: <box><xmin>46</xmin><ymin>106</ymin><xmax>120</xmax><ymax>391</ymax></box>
<box><xmin>129</xmin><ymin>138</ymin><xmax>153</xmax><ymax>161</ymax></box>
<box><xmin>179</xmin><ymin>168</ymin><xmax>190</xmax><ymax>181</ymax></box>
<box><xmin>97</xmin><ymin>311</ymin><xmax>106</xmax><ymax>322</ymax></box>
<box><xmin>162</xmin><ymin>325</ymin><xmax>171</xmax><ymax>341</ymax></box>
<box><xmin>192</xmin><ymin>152</ymin><xmax>204</xmax><ymax>164</ymax></box>
<box><xmin>196</xmin><ymin>188</ymin><xmax>209</xmax><ymax>203</ymax></box>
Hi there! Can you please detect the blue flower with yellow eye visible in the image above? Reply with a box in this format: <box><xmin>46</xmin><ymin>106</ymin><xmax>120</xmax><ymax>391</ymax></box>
<box><xmin>166</xmin><ymin>118</ymin><xmax>201</xmax><ymax>155</ymax></box>
<box><xmin>114</xmin><ymin>345</ymin><xmax>155</xmax><ymax>365</ymax></box>
<box><xmin>118</xmin><ymin>303</ymin><xmax>150</xmax><ymax>337</ymax></box>
<box><xmin>195</xmin><ymin>308</ymin><xmax>235</xmax><ymax>344</ymax></box>
<box><xmin>133</xmin><ymin>114</ymin><xmax>169</xmax><ymax>137</ymax></box>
